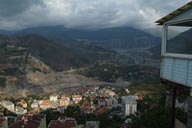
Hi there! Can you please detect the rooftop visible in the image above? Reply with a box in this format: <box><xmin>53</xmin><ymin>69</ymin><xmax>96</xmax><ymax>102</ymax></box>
<box><xmin>48</xmin><ymin>117</ymin><xmax>77</xmax><ymax>128</ymax></box>
<box><xmin>9</xmin><ymin>120</ymin><xmax>40</xmax><ymax>128</ymax></box>
<box><xmin>156</xmin><ymin>1</ymin><xmax>192</xmax><ymax>25</ymax></box>
<box><xmin>122</xmin><ymin>96</ymin><xmax>138</xmax><ymax>104</ymax></box>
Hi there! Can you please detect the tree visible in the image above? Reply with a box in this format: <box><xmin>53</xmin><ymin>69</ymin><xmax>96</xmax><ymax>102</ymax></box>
<box><xmin>129</xmin><ymin>107</ymin><xmax>171</xmax><ymax>128</ymax></box>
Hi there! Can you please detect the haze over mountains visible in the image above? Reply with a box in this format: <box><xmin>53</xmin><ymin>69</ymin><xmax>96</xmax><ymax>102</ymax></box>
<box><xmin>0</xmin><ymin>25</ymin><xmax>191</xmax><ymax>97</ymax></box>
<box><xmin>0</xmin><ymin>26</ymin><xmax>162</xmax><ymax>67</ymax></box>
<box><xmin>1</xmin><ymin>25</ymin><xmax>190</xmax><ymax>67</ymax></box>
<box><xmin>7</xmin><ymin>26</ymin><xmax>159</xmax><ymax>49</ymax></box>
<box><xmin>0</xmin><ymin>25</ymin><xmax>164</xmax><ymax>97</ymax></box>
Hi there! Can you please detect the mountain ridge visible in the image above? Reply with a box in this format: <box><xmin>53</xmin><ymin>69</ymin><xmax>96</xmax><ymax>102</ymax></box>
<box><xmin>5</xmin><ymin>26</ymin><xmax>161</xmax><ymax>50</ymax></box>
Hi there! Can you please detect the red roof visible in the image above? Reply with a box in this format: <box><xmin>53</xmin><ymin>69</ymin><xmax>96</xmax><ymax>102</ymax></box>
<box><xmin>9</xmin><ymin>120</ymin><xmax>40</xmax><ymax>128</ymax></box>
<box><xmin>48</xmin><ymin>119</ymin><xmax>76</xmax><ymax>128</ymax></box>
<box><xmin>83</xmin><ymin>100</ymin><xmax>89</xmax><ymax>106</ymax></box>
<box><xmin>40</xmin><ymin>100</ymin><xmax>51</xmax><ymax>106</ymax></box>
<box><xmin>73</xmin><ymin>95</ymin><xmax>82</xmax><ymax>99</ymax></box>
<box><xmin>16</xmin><ymin>114</ymin><xmax>45</xmax><ymax>122</ymax></box>
<box><xmin>48</xmin><ymin>116</ymin><xmax>76</xmax><ymax>128</ymax></box>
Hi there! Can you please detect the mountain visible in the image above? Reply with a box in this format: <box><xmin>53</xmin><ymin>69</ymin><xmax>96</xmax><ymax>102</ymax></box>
<box><xmin>167</xmin><ymin>28</ymin><xmax>192</xmax><ymax>54</ymax></box>
<box><xmin>143</xmin><ymin>27</ymin><xmax>180</xmax><ymax>39</ymax></box>
<box><xmin>0</xmin><ymin>34</ymin><xmax>89</xmax><ymax>71</ymax></box>
<box><xmin>15</xmin><ymin>26</ymin><xmax>161</xmax><ymax>50</ymax></box>
<box><xmin>0</xmin><ymin>26</ymin><xmax>162</xmax><ymax>67</ymax></box>
<box><xmin>149</xmin><ymin>28</ymin><xmax>192</xmax><ymax>58</ymax></box>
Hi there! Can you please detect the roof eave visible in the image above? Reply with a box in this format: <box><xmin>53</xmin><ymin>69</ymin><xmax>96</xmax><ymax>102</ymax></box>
<box><xmin>156</xmin><ymin>1</ymin><xmax>192</xmax><ymax>25</ymax></box>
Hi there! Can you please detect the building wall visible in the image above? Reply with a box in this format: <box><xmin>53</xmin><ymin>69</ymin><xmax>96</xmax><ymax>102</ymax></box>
<box><xmin>161</xmin><ymin>57</ymin><xmax>192</xmax><ymax>87</ymax></box>
<box><xmin>124</xmin><ymin>104</ymin><xmax>137</xmax><ymax>116</ymax></box>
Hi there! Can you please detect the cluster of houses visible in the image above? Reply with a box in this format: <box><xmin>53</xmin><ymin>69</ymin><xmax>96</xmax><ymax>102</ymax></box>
<box><xmin>0</xmin><ymin>86</ymin><xmax>140</xmax><ymax>128</ymax></box>
<box><xmin>0</xmin><ymin>114</ymin><xmax>100</xmax><ymax>128</ymax></box>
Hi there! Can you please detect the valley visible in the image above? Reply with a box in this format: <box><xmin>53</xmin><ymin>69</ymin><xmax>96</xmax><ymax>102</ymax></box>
<box><xmin>0</xmin><ymin>26</ymin><xmax>161</xmax><ymax>99</ymax></box>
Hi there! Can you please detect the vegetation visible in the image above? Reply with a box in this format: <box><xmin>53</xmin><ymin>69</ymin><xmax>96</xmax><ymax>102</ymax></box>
<box><xmin>40</xmin><ymin>109</ymin><xmax>61</xmax><ymax>125</ymax></box>
<box><xmin>175</xmin><ymin>108</ymin><xmax>187</xmax><ymax>124</ymax></box>
<box><xmin>83</xmin><ymin>64</ymin><xmax>159</xmax><ymax>82</ymax></box>
<box><xmin>0</xmin><ymin>77</ymin><xmax>6</xmax><ymax>87</ymax></box>
<box><xmin>0</xmin><ymin>67</ymin><xmax>24</xmax><ymax>76</ymax></box>
<box><xmin>129</xmin><ymin>106</ymin><xmax>171</xmax><ymax>128</ymax></box>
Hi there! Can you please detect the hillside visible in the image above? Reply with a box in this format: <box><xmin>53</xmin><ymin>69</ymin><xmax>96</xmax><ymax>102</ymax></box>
<box><xmin>149</xmin><ymin>28</ymin><xmax>192</xmax><ymax>58</ymax></box>
<box><xmin>0</xmin><ymin>34</ymin><xmax>89</xmax><ymax>71</ymax></box>
<box><xmin>167</xmin><ymin>28</ymin><xmax>192</xmax><ymax>54</ymax></box>
<box><xmin>15</xmin><ymin>26</ymin><xmax>161</xmax><ymax>50</ymax></box>
<box><xmin>10</xmin><ymin>26</ymin><xmax>161</xmax><ymax>67</ymax></box>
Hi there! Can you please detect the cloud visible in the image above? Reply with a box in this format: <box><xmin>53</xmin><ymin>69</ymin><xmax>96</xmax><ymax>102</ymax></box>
<box><xmin>0</xmin><ymin>0</ymin><xmax>191</xmax><ymax>30</ymax></box>
<box><xmin>0</xmin><ymin>0</ymin><xmax>43</xmax><ymax>17</ymax></box>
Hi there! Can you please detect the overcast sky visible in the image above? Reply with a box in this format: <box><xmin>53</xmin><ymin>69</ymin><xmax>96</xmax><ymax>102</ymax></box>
<box><xmin>0</xmin><ymin>0</ymin><xmax>191</xmax><ymax>30</ymax></box>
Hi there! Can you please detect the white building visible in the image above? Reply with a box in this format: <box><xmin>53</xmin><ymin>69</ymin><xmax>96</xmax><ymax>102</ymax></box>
<box><xmin>121</xmin><ymin>96</ymin><xmax>137</xmax><ymax>116</ymax></box>
<box><xmin>156</xmin><ymin>1</ymin><xmax>192</xmax><ymax>128</ymax></box>
<box><xmin>1</xmin><ymin>100</ymin><xmax>15</xmax><ymax>112</ymax></box>
<box><xmin>50</xmin><ymin>95</ymin><xmax>58</xmax><ymax>102</ymax></box>
<box><xmin>31</xmin><ymin>102</ymin><xmax>39</xmax><ymax>108</ymax></box>
<box><xmin>72</xmin><ymin>95</ymin><xmax>82</xmax><ymax>104</ymax></box>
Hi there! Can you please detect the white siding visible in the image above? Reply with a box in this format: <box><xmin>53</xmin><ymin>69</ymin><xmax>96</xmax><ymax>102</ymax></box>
<box><xmin>162</xmin><ymin>58</ymin><xmax>173</xmax><ymax>80</ymax></box>
<box><xmin>161</xmin><ymin>57</ymin><xmax>192</xmax><ymax>87</ymax></box>
<box><xmin>172</xmin><ymin>59</ymin><xmax>188</xmax><ymax>84</ymax></box>
<box><xmin>187</xmin><ymin>61</ymin><xmax>192</xmax><ymax>86</ymax></box>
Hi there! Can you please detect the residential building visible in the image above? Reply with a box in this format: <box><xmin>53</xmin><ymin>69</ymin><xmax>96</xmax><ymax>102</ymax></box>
<box><xmin>50</xmin><ymin>95</ymin><xmax>58</xmax><ymax>102</ymax></box>
<box><xmin>18</xmin><ymin>100</ymin><xmax>27</xmax><ymax>108</ymax></box>
<box><xmin>48</xmin><ymin>116</ymin><xmax>77</xmax><ymax>128</ymax></box>
<box><xmin>156</xmin><ymin>1</ymin><xmax>192</xmax><ymax>128</ymax></box>
<box><xmin>31</xmin><ymin>101</ymin><xmax>39</xmax><ymax>108</ymax></box>
<box><xmin>0</xmin><ymin>117</ymin><xmax>8</xmax><ymax>128</ymax></box>
<box><xmin>39</xmin><ymin>100</ymin><xmax>51</xmax><ymax>110</ymax></box>
<box><xmin>15</xmin><ymin>106</ymin><xmax>27</xmax><ymax>115</ymax></box>
<box><xmin>1</xmin><ymin>100</ymin><xmax>14</xmax><ymax>112</ymax></box>
<box><xmin>72</xmin><ymin>95</ymin><xmax>82</xmax><ymax>104</ymax></box>
<box><xmin>121</xmin><ymin>96</ymin><xmax>137</xmax><ymax>116</ymax></box>
<box><xmin>98</xmin><ymin>99</ymin><xmax>107</xmax><ymax>107</ymax></box>
<box><xmin>60</xmin><ymin>96</ymin><xmax>70</xmax><ymax>107</ymax></box>
<box><xmin>9</xmin><ymin>114</ymin><xmax>46</xmax><ymax>128</ymax></box>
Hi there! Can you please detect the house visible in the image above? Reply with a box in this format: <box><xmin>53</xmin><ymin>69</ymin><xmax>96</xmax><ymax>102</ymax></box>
<box><xmin>39</xmin><ymin>100</ymin><xmax>51</xmax><ymax>110</ymax></box>
<box><xmin>86</xmin><ymin>121</ymin><xmax>100</xmax><ymax>128</ymax></box>
<box><xmin>111</xmin><ymin>97</ymin><xmax>118</xmax><ymax>107</ymax></box>
<box><xmin>121</xmin><ymin>96</ymin><xmax>137</xmax><ymax>116</ymax></box>
<box><xmin>48</xmin><ymin>116</ymin><xmax>77</xmax><ymax>128</ymax></box>
<box><xmin>1</xmin><ymin>100</ymin><xmax>14</xmax><ymax>112</ymax></box>
<box><xmin>50</xmin><ymin>95</ymin><xmax>58</xmax><ymax>102</ymax></box>
<box><xmin>18</xmin><ymin>100</ymin><xmax>27</xmax><ymax>108</ymax></box>
<box><xmin>60</xmin><ymin>96</ymin><xmax>70</xmax><ymax>107</ymax></box>
<box><xmin>9</xmin><ymin>114</ymin><xmax>46</xmax><ymax>128</ymax></box>
<box><xmin>0</xmin><ymin>117</ymin><xmax>8</xmax><ymax>128</ymax></box>
<box><xmin>72</xmin><ymin>95</ymin><xmax>82</xmax><ymax>104</ymax></box>
<box><xmin>105</xmin><ymin>98</ymin><xmax>113</xmax><ymax>107</ymax></box>
<box><xmin>98</xmin><ymin>98</ymin><xmax>107</xmax><ymax>107</ymax></box>
<box><xmin>104</xmin><ymin>89</ymin><xmax>116</xmax><ymax>96</ymax></box>
<box><xmin>15</xmin><ymin>106</ymin><xmax>27</xmax><ymax>115</ymax></box>
<box><xmin>156</xmin><ymin>1</ymin><xmax>192</xmax><ymax>128</ymax></box>
<box><xmin>31</xmin><ymin>101</ymin><xmax>39</xmax><ymax>108</ymax></box>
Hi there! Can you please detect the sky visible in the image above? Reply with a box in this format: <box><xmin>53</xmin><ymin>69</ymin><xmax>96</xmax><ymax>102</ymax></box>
<box><xmin>0</xmin><ymin>0</ymin><xmax>191</xmax><ymax>30</ymax></box>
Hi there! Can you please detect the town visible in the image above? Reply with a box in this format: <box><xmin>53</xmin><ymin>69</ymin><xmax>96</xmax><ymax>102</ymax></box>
<box><xmin>0</xmin><ymin>85</ymin><xmax>148</xmax><ymax>128</ymax></box>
